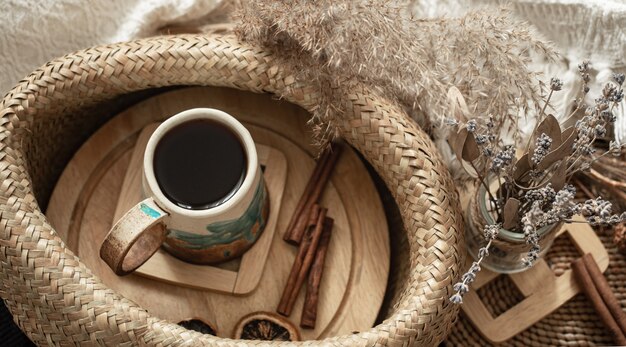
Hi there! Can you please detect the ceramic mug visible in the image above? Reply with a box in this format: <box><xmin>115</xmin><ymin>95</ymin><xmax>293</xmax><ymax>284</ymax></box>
<box><xmin>100</xmin><ymin>108</ymin><xmax>269</xmax><ymax>275</ymax></box>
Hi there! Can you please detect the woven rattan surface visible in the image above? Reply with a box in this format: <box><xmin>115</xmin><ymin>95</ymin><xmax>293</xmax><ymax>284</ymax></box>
<box><xmin>0</xmin><ymin>34</ymin><xmax>464</xmax><ymax>346</ymax></box>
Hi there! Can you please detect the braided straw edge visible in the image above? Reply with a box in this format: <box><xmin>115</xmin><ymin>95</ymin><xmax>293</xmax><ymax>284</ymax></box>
<box><xmin>0</xmin><ymin>34</ymin><xmax>464</xmax><ymax>346</ymax></box>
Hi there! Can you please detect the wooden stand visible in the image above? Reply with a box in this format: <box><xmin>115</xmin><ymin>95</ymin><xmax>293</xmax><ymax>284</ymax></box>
<box><xmin>46</xmin><ymin>87</ymin><xmax>390</xmax><ymax>340</ymax></box>
<box><xmin>462</xmin><ymin>216</ymin><xmax>609</xmax><ymax>343</ymax></box>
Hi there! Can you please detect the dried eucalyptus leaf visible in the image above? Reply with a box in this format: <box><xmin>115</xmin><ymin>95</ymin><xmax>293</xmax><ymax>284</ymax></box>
<box><xmin>528</xmin><ymin>114</ymin><xmax>562</xmax><ymax>158</ymax></box>
<box><xmin>537</xmin><ymin>126</ymin><xmax>577</xmax><ymax>171</ymax></box>
<box><xmin>560</xmin><ymin>126</ymin><xmax>576</xmax><ymax>142</ymax></box>
<box><xmin>462</xmin><ymin>132</ymin><xmax>480</xmax><ymax>162</ymax></box>
<box><xmin>514</xmin><ymin>153</ymin><xmax>531</xmax><ymax>180</ymax></box>
<box><xmin>461</xmin><ymin>160</ymin><xmax>479</xmax><ymax>178</ymax></box>
<box><xmin>540</xmin><ymin>114</ymin><xmax>562</xmax><ymax>147</ymax></box>
<box><xmin>451</xmin><ymin>127</ymin><xmax>469</xmax><ymax>163</ymax></box>
<box><xmin>549</xmin><ymin>162</ymin><xmax>567</xmax><ymax>191</ymax></box>
<box><xmin>503</xmin><ymin>198</ymin><xmax>521</xmax><ymax>229</ymax></box>
<box><xmin>447</xmin><ymin>86</ymin><xmax>470</xmax><ymax>121</ymax></box>
<box><xmin>528</xmin><ymin>139</ymin><xmax>538</xmax><ymax>163</ymax></box>
<box><xmin>526</xmin><ymin>146</ymin><xmax>535</xmax><ymax>167</ymax></box>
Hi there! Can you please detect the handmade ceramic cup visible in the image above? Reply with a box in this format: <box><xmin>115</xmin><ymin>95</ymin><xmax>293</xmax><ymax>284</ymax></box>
<box><xmin>100</xmin><ymin>108</ymin><xmax>269</xmax><ymax>275</ymax></box>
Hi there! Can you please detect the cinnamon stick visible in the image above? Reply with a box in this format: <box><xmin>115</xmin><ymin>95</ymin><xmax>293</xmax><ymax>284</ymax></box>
<box><xmin>277</xmin><ymin>206</ymin><xmax>326</xmax><ymax>315</ymax></box>
<box><xmin>571</xmin><ymin>256</ymin><xmax>626</xmax><ymax>345</ymax></box>
<box><xmin>283</xmin><ymin>148</ymin><xmax>331</xmax><ymax>243</ymax></box>
<box><xmin>305</xmin><ymin>204</ymin><xmax>322</xmax><ymax>231</ymax></box>
<box><xmin>278</xmin><ymin>207</ymin><xmax>328</xmax><ymax>316</ymax></box>
<box><xmin>581</xmin><ymin>253</ymin><xmax>626</xmax><ymax>335</ymax></box>
<box><xmin>287</xmin><ymin>144</ymin><xmax>342</xmax><ymax>245</ymax></box>
<box><xmin>301</xmin><ymin>217</ymin><xmax>333</xmax><ymax>329</ymax></box>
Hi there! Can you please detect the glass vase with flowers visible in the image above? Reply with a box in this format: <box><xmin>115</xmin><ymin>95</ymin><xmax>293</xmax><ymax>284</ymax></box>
<box><xmin>448</xmin><ymin>62</ymin><xmax>626</xmax><ymax>304</ymax></box>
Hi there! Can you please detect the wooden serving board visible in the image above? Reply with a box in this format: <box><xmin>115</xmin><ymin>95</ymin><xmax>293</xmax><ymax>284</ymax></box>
<box><xmin>46</xmin><ymin>87</ymin><xmax>390</xmax><ymax>340</ymax></box>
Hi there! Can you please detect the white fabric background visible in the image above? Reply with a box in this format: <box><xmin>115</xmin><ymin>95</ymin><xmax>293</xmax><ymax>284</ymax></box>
<box><xmin>412</xmin><ymin>0</ymin><xmax>625</xmax><ymax>70</ymax></box>
<box><xmin>0</xmin><ymin>0</ymin><xmax>223</xmax><ymax>94</ymax></box>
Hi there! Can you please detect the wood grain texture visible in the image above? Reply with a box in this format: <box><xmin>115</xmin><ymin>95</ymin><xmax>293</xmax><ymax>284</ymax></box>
<box><xmin>46</xmin><ymin>86</ymin><xmax>390</xmax><ymax>340</ymax></box>
<box><xmin>462</xmin><ymin>215</ymin><xmax>609</xmax><ymax>343</ymax></box>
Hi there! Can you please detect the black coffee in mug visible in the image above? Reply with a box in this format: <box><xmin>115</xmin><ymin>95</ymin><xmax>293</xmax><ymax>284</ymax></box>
<box><xmin>153</xmin><ymin>119</ymin><xmax>247</xmax><ymax>209</ymax></box>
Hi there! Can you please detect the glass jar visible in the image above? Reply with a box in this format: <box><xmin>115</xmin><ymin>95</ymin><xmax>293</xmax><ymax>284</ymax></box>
<box><xmin>465</xmin><ymin>184</ymin><xmax>560</xmax><ymax>273</ymax></box>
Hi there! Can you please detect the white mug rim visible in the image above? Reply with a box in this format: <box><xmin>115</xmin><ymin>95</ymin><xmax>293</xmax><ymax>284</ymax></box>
<box><xmin>143</xmin><ymin>108</ymin><xmax>258</xmax><ymax>219</ymax></box>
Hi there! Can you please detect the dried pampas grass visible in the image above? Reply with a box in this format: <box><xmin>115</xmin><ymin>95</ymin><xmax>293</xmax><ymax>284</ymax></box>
<box><xmin>235</xmin><ymin>1</ymin><xmax>556</xmax><ymax>166</ymax></box>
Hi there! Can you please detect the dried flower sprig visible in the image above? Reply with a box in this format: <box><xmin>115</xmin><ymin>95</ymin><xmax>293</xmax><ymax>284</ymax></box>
<box><xmin>449</xmin><ymin>65</ymin><xmax>626</xmax><ymax>304</ymax></box>
<box><xmin>450</xmin><ymin>224</ymin><xmax>500</xmax><ymax>304</ymax></box>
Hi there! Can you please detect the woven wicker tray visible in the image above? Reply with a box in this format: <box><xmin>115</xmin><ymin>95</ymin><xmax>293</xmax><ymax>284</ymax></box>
<box><xmin>0</xmin><ymin>34</ymin><xmax>464</xmax><ymax>346</ymax></box>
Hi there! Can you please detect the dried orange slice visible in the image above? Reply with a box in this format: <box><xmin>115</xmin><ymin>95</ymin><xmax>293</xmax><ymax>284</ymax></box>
<box><xmin>234</xmin><ymin>312</ymin><xmax>300</xmax><ymax>341</ymax></box>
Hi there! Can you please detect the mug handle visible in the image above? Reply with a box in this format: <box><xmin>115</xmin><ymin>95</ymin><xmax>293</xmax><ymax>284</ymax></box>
<box><xmin>100</xmin><ymin>197</ymin><xmax>168</xmax><ymax>275</ymax></box>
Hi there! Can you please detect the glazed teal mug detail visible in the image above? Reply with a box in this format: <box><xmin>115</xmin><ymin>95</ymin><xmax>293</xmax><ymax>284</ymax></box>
<box><xmin>100</xmin><ymin>108</ymin><xmax>269</xmax><ymax>275</ymax></box>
